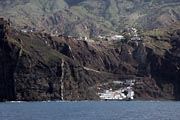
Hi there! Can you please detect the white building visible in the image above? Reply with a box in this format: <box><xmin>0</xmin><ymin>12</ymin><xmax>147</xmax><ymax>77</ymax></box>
<box><xmin>127</xmin><ymin>87</ymin><xmax>134</xmax><ymax>100</ymax></box>
<box><xmin>130</xmin><ymin>36</ymin><xmax>141</xmax><ymax>41</ymax></box>
<box><xmin>21</xmin><ymin>29</ymin><xmax>27</xmax><ymax>33</ymax></box>
<box><xmin>113</xmin><ymin>81</ymin><xmax>124</xmax><ymax>84</ymax></box>
<box><xmin>110</xmin><ymin>35</ymin><xmax>125</xmax><ymax>40</ymax></box>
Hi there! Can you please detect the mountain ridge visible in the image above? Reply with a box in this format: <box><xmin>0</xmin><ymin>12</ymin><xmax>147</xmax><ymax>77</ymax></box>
<box><xmin>0</xmin><ymin>0</ymin><xmax>180</xmax><ymax>37</ymax></box>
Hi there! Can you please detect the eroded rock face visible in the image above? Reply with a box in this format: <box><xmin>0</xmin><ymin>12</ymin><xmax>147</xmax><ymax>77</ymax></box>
<box><xmin>0</xmin><ymin>19</ymin><xmax>180</xmax><ymax>101</ymax></box>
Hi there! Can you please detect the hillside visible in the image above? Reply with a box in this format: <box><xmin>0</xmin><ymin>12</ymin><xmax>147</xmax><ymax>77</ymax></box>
<box><xmin>0</xmin><ymin>0</ymin><xmax>180</xmax><ymax>38</ymax></box>
<box><xmin>0</xmin><ymin>18</ymin><xmax>180</xmax><ymax>101</ymax></box>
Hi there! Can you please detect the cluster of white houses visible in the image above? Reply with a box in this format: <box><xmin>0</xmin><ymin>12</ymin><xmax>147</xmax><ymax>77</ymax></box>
<box><xmin>20</xmin><ymin>26</ymin><xmax>142</xmax><ymax>43</ymax></box>
<box><xmin>98</xmin><ymin>27</ymin><xmax>142</xmax><ymax>42</ymax></box>
<box><xmin>98</xmin><ymin>79</ymin><xmax>136</xmax><ymax>100</ymax></box>
<box><xmin>99</xmin><ymin>87</ymin><xmax>134</xmax><ymax>100</ymax></box>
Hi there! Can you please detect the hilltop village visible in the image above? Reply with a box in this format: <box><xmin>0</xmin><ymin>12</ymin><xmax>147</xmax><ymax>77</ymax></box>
<box><xmin>20</xmin><ymin>23</ymin><xmax>142</xmax><ymax>44</ymax></box>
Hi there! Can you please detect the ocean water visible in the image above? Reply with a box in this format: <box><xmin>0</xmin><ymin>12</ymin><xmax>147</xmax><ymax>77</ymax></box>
<box><xmin>0</xmin><ymin>101</ymin><xmax>180</xmax><ymax>120</ymax></box>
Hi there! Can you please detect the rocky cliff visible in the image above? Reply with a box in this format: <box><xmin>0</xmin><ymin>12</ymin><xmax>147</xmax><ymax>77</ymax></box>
<box><xmin>0</xmin><ymin>19</ymin><xmax>180</xmax><ymax>101</ymax></box>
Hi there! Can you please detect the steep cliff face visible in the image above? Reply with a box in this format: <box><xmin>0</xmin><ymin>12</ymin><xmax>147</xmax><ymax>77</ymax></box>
<box><xmin>147</xmin><ymin>30</ymin><xmax>180</xmax><ymax>100</ymax></box>
<box><xmin>0</xmin><ymin>19</ymin><xmax>180</xmax><ymax>101</ymax></box>
<box><xmin>0</xmin><ymin>19</ymin><xmax>18</xmax><ymax>101</ymax></box>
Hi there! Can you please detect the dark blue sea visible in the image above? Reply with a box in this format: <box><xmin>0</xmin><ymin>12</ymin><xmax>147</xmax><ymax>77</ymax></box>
<box><xmin>0</xmin><ymin>101</ymin><xmax>180</xmax><ymax>120</ymax></box>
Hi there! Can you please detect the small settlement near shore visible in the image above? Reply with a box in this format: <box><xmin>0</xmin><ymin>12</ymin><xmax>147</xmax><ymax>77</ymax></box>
<box><xmin>4</xmin><ymin>16</ymin><xmax>144</xmax><ymax>101</ymax></box>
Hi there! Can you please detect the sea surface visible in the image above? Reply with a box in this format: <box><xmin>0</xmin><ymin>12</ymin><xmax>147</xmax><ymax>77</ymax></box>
<box><xmin>0</xmin><ymin>101</ymin><xmax>180</xmax><ymax>120</ymax></box>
